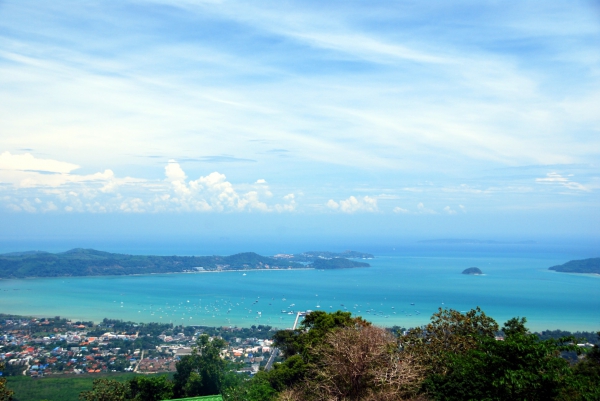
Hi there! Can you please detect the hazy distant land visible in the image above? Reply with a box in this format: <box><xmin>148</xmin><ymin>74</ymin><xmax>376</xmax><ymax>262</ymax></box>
<box><xmin>0</xmin><ymin>248</ymin><xmax>373</xmax><ymax>279</ymax></box>
<box><xmin>419</xmin><ymin>239</ymin><xmax>536</xmax><ymax>245</ymax></box>
<box><xmin>549</xmin><ymin>258</ymin><xmax>600</xmax><ymax>274</ymax></box>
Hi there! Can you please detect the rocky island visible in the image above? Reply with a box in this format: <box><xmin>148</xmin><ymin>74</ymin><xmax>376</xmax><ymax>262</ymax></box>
<box><xmin>462</xmin><ymin>267</ymin><xmax>483</xmax><ymax>275</ymax></box>
<box><xmin>548</xmin><ymin>258</ymin><xmax>600</xmax><ymax>274</ymax></box>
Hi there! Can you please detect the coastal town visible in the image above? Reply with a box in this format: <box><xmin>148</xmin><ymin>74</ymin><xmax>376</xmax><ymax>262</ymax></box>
<box><xmin>0</xmin><ymin>314</ymin><xmax>278</xmax><ymax>379</ymax></box>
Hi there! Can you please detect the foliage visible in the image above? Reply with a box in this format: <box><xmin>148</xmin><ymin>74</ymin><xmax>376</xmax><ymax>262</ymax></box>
<box><xmin>79</xmin><ymin>378</ymin><xmax>128</xmax><ymax>401</ymax></box>
<box><xmin>565</xmin><ymin>332</ymin><xmax>600</xmax><ymax>400</ymax></box>
<box><xmin>535</xmin><ymin>329</ymin><xmax>599</xmax><ymax>344</ymax></box>
<box><xmin>400</xmin><ymin>307</ymin><xmax>499</xmax><ymax>376</ymax></box>
<box><xmin>286</xmin><ymin>325</ymin><xmax>424</xmax><ymax>401</ymax></box>
<box><xmin>0</xmin><ymin>362</ymin><xmax>14</xmax><ymax>401</ymax></box>
<box><xmin>422</xmin><ymin>317</ymin><xmax>583</xmax><ymax>401</ymax></box>
<box><xmin>127</xmin><ymin>375</ymin><xmax>174</xmax><ymax>401</ymax></box>
<box><xmin>222</xmin><ymin>375</ymin><xmax>277</xmax><ymax>401</ymax></box>
<box><xmin>173</xmin><ymin>334</ymin><xmax>228</xmax><ymax>398</ymax></box>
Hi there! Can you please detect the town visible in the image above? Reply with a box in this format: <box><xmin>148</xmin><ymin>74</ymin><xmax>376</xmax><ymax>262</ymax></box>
<box><xmin>0</xmin><ymin>314</ymin><xmax>278</xmax><ymax>378</ymax></box>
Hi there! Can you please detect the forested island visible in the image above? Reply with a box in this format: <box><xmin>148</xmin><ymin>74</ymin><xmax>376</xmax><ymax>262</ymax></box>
<box><xmin>549</xmin><ymin>257</ymin><xmax>600</xmax><ymax>274</ymax></box>
<box><xmin>0</xmin><ymin>249</ymin><xmax>372</xmax><ymax>279</ymax></box>
<box><xmin>462</xmin><ymin>267</ymin><xmax>483</xmax><ymax>275</ymax></box>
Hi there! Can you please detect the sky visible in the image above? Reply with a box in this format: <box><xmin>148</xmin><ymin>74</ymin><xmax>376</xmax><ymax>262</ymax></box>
<box><xmin>0</xmin><ymin>1</ymin><xmax>599</xmax><ymax>249</ymax></box>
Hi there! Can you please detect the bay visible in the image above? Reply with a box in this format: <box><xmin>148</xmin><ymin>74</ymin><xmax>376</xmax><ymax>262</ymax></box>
<box><xmin>1</xmin><ymin>245</ymin><xmax>598</xmax><ymax>332</ymax></box>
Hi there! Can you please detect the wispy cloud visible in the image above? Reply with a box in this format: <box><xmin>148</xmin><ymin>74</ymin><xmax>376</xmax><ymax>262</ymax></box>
<box><xmin>0</xmin><ymin>1</ymin><xmax>598</xmax><ymax>229</ymax></box>
<box><xmin>327</xmin><ymin>196</ymin><xmax>378</xmax><ymax>214</ymax></box>
<box><xmin>536</xmin><ymin>172</ymin><xmax>590</xmax><ymax>191</ymax></box>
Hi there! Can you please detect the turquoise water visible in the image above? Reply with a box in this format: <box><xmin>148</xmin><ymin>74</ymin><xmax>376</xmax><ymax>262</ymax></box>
<box><xmin>1</xmin><ymin>249</ymin><xmax>598</xmax><ymax>331</ymax></box>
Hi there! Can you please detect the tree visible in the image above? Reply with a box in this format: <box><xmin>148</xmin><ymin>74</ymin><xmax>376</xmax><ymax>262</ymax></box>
<box><xmin>173</xmin><ymin>334</ymin><xmax>228</xmax><ymax>398</ymax></box>
<box><xmin>0</xmin><ymin>362</ymin><xmax>14</xmax><ymax>401</ymax></box>
<box><xmin>79</xmin><ymin>378</ymin><xmax>128</xmax><ymax>401</ymax></box>
<box><xmin>127</xmin><ymin>375</ymin><xmax>174</xmax><ymax>401</ymax></box>
<box><xmin>400</xmin><ymin>307</ymin><xmax>499</xmax><ymax>376</ymax></box>
<box><xmin>288</xmin><ymin>325</ymin><xmax>425</xmax><ymax>401</ymax></box>
<box><xmin>423</xmin><ymin>317</ymin><xmax>581</xmax><ymax>401</ymax></box>
<box><xmin>264</xmin><ymin>311</ymin><xmax>370</xmax><ymax>395</ymax></box>
<box><xmin>566</xmin><ymin>331</ymin><xmax>600</xmax><ymax>400</ymax></box>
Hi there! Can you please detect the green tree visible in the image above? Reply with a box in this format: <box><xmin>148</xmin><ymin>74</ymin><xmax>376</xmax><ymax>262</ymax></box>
<box><xmin>173</xmin><ymin>334</ymin><xmax>228</xmax><ymax>398</ymax></box>
<box><xmin>127</xmin><ymin>375</ymin><xmax>174</xmax><ymax>401</ymax></box>
<box><xmin>0</xmin><ymin>362</ymin><xmax>14</xmax><ymax>401</ymax></box>
<box><xmin>265</xmin><ymin>311</ymin><xmax>369</xmax><ymax>395</ymax></box>
<box><xmin>222</xmin><ymin>375</ymin><xmax>277</xmax><ymax>401</ymax></box>
<box><xmin>423</xmin><ymin>317</ymin><xmax>581</xmax><ymax>401</ymax></box>
<box><xmin>400</xmin><ymin>307</ymin><xmax>499</xmax><ymax>376</ymax></box>
<box><xmin>565</xmin><ymin>331</ymin><xmax>600</xmax><ymax>400</ymax></box>
<box><xmin>79</xmin><ymin>378</ymin><xmax>128</xmax><ymax>401</ymax></box>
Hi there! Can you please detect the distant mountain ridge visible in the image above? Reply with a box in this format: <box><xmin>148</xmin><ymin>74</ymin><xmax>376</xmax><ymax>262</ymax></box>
<box><xmin>419</xmin><ymin>239</ymin><xmax>536</xmax><ymax>245</ymax></box>
<box><xmin>0</xmin><ymin>248</ymin><xmax>372</xmax><ymax>279</ymax></box>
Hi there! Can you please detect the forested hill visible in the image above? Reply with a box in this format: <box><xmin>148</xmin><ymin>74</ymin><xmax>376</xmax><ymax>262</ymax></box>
<box><xmin>549</xmin><ymin>257</ymin><xmax>600</xmax><ymax>274</ymax></box>
<box><xmin>310</xmin><ymin>258</ymin><xmax>370</xmax><ymax>269</ymax></box>
<box><xmin>0</xmin><ymin>249</ymin><xmax>305</xmax><ymax>279</ymax></box>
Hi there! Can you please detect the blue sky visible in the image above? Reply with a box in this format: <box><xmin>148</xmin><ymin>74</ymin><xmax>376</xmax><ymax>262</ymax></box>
<box><xmin>0</xmin><ymin>0</ymin><xmax>599</xmax><ymax>246</ymax></box>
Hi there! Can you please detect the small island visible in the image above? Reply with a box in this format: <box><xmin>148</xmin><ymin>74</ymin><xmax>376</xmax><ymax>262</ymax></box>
<box><xmin>462</xmin><ymin>267</ymin><xmax>483</xmax><ymax>275</ymax></box>
<box><xmin>548</xmin><ymin>258</ymin><xmax>600</xmax><ymax>274</ymax></box>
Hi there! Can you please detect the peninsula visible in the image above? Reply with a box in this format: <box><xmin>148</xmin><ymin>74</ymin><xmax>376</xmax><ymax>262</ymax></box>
<box><xmin>0</xmin><ymin>248</ymin><xmax>372</xmax><ymax>279</ymax></box>
<box><xmin>548</xmin><ymin>258</ymin><xmax>600</xmax><ymax>274</ymax></box>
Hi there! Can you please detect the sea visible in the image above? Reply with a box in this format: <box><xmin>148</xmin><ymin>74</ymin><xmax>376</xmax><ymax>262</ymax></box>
<box><xmin>0</xmin><ymin>239</ymin><xmax>598</xmax><ymax>332</ymax></box>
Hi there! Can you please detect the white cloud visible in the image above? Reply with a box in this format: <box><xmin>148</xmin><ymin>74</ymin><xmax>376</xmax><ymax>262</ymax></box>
<box><xmin>0</xmin><ymin>157</ymin><xmax>297</xmax><ymax>214</ymax></box>
<box><xmin>275</xmin><ymin>193</ymin><xmax>297</xmax><ymax>212</ymax></box>
<box><xmin>0</xmin><ymin>151</ymin><xmax>79</xmax><ymax>173</ymax></box>
<box><xmin>327</xmin><ymin>199</ymin><xmax>339</xmax><ymax>210</ymax></box>
<box><xmin>417</xmin><ymin>202</ymin><xmax>436</xmax><ymax>214</ymax></box>
<box><xmin>535</xmin><ymin>172</ymin><xmax>590</xmax><ymax>191</ymax></box>
<box><xmin>443</xmin><ymin>206</ymin><xmax>457</xmax><ymax>215</ymax></box>
<box><xmin>327</xmin><ymin>196</ymin><xmax>378</xmax><ymax>213</ymax></box>
<box><xmin>393</xmin><ymin>206</ymin><xmax>409</xmax><ymax>214</ymax></box>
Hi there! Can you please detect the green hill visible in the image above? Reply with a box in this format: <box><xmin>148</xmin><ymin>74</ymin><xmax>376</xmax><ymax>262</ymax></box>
<box><xmin>548</xmin><ymin>258</ymin><xmax>600</xmax><ymax>274</ymax></box>
<box><xmin>310</xmin><ymin>258</ymin><xmax>370</xmax><ymax>269</ymax></box>
<box><xmin>0</xmin><ymin>249</ymin><xmax>302</xmax><ymax>279</ymax></box>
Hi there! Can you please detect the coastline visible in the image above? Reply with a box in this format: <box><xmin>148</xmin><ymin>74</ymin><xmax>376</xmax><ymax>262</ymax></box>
<box><xmin>0</xmin><ymin>267</ymin><xmax>317</xmax><ymax>280</ymax></box>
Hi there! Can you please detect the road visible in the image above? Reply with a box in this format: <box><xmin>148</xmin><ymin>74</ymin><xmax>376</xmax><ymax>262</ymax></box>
<box><xmin>264</xmin><ymin>347</ymin><xmax>279</xmax><ymax>371</ymax></box>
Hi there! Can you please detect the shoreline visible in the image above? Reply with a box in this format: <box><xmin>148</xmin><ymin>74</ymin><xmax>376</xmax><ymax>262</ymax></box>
<box><xmin>0</xmin><ymin>267</ymin><xmax>317</xmax><ymax>281</ymax></box>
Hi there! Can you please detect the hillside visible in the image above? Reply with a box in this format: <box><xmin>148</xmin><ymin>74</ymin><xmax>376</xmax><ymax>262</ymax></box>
<box><xmin>310</xmin><ymin>258</ymin><xmax>370</xmax><ymax>269</ymax></box>
<box><xmin>548</xmin><ymin>258</ymin><xmax>600</xmax><ymax>274</ymax></box>
<box><xmin>0</xmin><ymin>249</ymin><xmax>303</xmax><ymax>279</ymax></box>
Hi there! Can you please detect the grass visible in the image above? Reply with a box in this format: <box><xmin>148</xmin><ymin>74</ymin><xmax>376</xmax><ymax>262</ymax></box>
<box><xmin>6</xmin><ymin>373</ymin><xmax>138</xmax><ymax>401</ymax></box>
